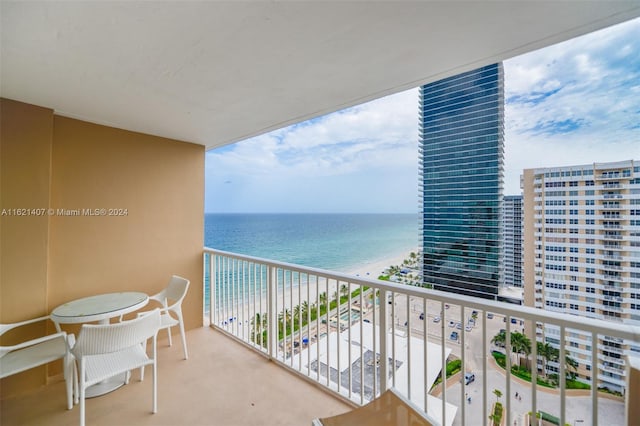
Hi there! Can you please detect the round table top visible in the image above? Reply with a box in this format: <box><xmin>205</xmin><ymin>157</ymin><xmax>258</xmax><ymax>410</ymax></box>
<box><xmin>51</xmin><ymin>292</ymin><xmax>149</xmax><ymax>324</ymax></box>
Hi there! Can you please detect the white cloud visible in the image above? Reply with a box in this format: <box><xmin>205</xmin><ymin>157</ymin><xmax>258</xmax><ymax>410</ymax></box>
<box><xmin>503</xmin><ymin>17</ymin><xmax>640</xmax><ymax>194</ymax></box>
<box><xmin>206</xmin><ymin>88</ymin><xmax>420</xmax><ymax>212</ymax></box>
<box><xmin>207</xmin><ymin>18</ymin><xmax>640</xmax><ymax>211</ymax></box>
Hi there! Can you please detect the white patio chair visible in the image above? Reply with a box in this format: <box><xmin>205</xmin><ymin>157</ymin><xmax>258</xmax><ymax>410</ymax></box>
<box><xmin>0</xmin><ymin>315</ymin><xmax>74</xmax><ymax>410</ymax></box>
<box><xmin>70</xmin><ymin>309</ymin><xmax>161</xmax><ymax>426</ymax></box>
<box><xmin>142</xmin><ymin>275</ymin><xmax>190</xmax><ymax>360</ymax></box>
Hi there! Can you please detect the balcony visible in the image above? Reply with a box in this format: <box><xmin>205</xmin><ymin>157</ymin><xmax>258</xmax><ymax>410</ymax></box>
<box><xmin>201</xmin><ymin>248</ymin><xmax>639</xmax><ymax>426</ymax></box>
<box><xmin>0</xmin><ymin>326</ymin><xmax>351</xmax><ymax>425</ymax></box>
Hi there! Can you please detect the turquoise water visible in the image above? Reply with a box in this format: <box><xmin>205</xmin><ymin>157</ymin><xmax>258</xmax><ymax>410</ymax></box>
<box><xmin>204</xmin><ymin>213</ymin><xmax>419</xmax><ymax>272</ymax></box>
<box><xmin>203</xmin><ymin>213</ymin><xmax>419</xmax><ymax>312</ymax></box>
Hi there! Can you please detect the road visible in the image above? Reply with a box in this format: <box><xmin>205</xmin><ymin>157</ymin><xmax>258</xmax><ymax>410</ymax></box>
<box><xmin>383</xmin><ymin>294</ymin><xmax>625</xmax><ymax>426</ymax></box>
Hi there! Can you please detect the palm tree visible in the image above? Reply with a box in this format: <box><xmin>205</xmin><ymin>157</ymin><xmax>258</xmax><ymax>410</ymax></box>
<box><xmin>278</xmin><ymin>309</ymin><xmax>291</xmax><ymax>325</ymax></box>
<box><xmin>491</xmin><ymin>330</ymin><xmax>506</xmax><ymax>348</ymax></box>
<box><xmin>293</xmin><ymin>304</ymin><xmax>301</xmax><ymax>327</ymax></box>
<box><xmin>540</xmin><ymin>344</ymin><xmax>579</xmax><ymax>381</ymax></box>
<box><xmin>251</xmin><ymin>312</ymin><xmax>268</xmax><ymax>346</ymax></box>
<box><xmin>301</xmin><ymin>301</ymin><xmax>309</xmax><ymax>319</ymax></box>
<box><xmin>493</xmin><ymin>388</ymin><xmax>502</xmax><ymax>403</ymax></box>
<box><xmin>340</xmin><ymin>284</ymin><xmax>348</xmax><ymax>298</ymax></box>
<box><xmin>565</xmin><ymin>355</ymin><xmax>579</xmax><ymax>380</ymax></box>
<box><xmin>409</xmin><ymin>252</ymin><xmax>418</xmax><ymax>266</ymax></box>
<box><xmin>492</xmin><ymin>331</ymin><xmax>531</xmax><ymax>367</ymax></box>
<box><xmin>319</xmin><ymin>292</ymin><xmax>327</xmax><ymax>306</ymax></box>
<box><xmin>510</xmin><ymin>332</ymin><xmax>531</xmax><ymax>367</ymax></box>
<box><xmin>536</xmin><ymin>341</ymin><xmax>554</xmax><ymax>377</ymax></box>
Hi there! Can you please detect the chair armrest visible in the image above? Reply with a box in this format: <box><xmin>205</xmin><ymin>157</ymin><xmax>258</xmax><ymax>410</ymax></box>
<box><xmin>2</xmin><ymin>331</ymin><xmax>67</xmax><ymax>352</ymax></box>
<box><xmin>0</xmin><ymin>316</ymin><xmax>51</xmax><ymax>336</ymax></box>
<box><xmin>138</xmin><ymin>307</ymin><xmax>169</xmax><ymax>317</ymax></box>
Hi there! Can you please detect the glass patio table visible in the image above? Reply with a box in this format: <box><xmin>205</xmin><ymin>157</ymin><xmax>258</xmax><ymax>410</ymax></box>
<box><xmin>51</xmin><ymin>292</ymin><xmax>149</xmax><ymax>397</ymax></box>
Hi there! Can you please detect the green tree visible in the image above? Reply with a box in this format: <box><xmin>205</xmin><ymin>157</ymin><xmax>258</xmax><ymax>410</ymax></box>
<box><xmin>319</xmin><ymin>292</ymin><xmax>327</xmax><ymax>306</ymax></box>
<box><xmin>340</xmin><ymin>284</ymin><xmax>348</xmax><ymax>297</ymax></box>
<box><xmin>493</xmin><ymin>388</ymin><xmax>502</xmax><ymax>403</ymax></box>
<box><xmin>278</xmin><ymin>309</ymin><xmax>291</xmax><ymax>325</ymax></box>
<box><xmin>536</xmin><ymin>341</ymin><xmax>554</xmax><ymax>377</ymax></box>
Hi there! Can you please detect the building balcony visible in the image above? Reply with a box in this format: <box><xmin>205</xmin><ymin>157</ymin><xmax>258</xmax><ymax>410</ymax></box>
<box><xmin>0</xmin><ymin>326</ymin><xmax>351</xmax><ymax>426</ymax></box>
<box><xmin>602</xmin><ymin>194</ymin><xmax>623</xmax><ymax>200</ymax></box>
<box><xmin>195</xmin><ymin>249</ymin><xmax>640</xmax><ymax>426</ymax></box>
<box><xmin>7</xmin><ymin>247</ymin><xmax>638</xmax><ymax>426</ymax></box>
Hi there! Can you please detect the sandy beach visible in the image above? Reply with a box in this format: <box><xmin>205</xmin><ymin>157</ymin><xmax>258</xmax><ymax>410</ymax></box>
<box><xmin>344</xmin><ymin>249</ymin><xmax>418</xmax><ymax>280</ymax></box>
<box><xmin>211</xmin><ymin>249</ymin><xmax>419</xmax><ymax>341</ymax></box>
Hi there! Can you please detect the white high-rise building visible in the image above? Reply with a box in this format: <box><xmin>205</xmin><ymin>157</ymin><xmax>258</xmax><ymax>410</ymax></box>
<box><xmin>523</xmin><ymin>160</ymin><xmax>640</xmax><ymax>393</ymax></box>
<box><xmin>503</xmin><ymin>195</ymin><xmax>523</xmax><ymax>288</ymax></box>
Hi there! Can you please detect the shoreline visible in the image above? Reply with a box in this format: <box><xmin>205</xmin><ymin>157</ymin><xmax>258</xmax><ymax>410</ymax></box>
<box><xmin>344</xmin><ymin>248</ymin><xmax>419</xmax><ymax>280</ymax></box>
<box><xmin>209</xmin><ymin>249</ymin><xmax>420</xmax><ymax>325</ymax></box>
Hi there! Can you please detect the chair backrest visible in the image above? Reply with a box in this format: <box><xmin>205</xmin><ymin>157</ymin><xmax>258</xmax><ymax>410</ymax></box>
<box><xmin>164</xmin><ymin>275</ymin><xmax>190</xmax><ymax>306</ymax></box>
<box><xmin>72</xmin><ymin>309</ymin><xmax>161</xmax><ymax>358</ymax></box>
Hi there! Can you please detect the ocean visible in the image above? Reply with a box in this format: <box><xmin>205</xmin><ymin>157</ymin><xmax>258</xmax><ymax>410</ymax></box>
<box><xmin>204</xmin><ymin>213</ymin><xmax>419</xmax><ymax>272</ymax></box>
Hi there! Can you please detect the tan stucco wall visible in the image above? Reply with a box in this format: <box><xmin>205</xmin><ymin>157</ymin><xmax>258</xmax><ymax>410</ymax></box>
<box><xmin>0</xmin><ymin>99</ymin><xmax>54</xmax><ymax>394</ymax></box>
<box><xmin>0</xmin><ymin>98</ymin><xmax>205</xmax><ymax>398</ymax></box>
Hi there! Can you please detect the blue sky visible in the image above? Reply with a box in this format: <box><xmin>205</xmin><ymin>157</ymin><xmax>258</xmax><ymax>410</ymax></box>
<box><xmin>205</xmin><ymin>18</ymin><xmax>640</xmax><ymax>214</ymax></box>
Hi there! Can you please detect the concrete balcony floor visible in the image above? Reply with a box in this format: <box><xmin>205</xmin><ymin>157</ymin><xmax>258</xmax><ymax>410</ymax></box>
<box><xmin>1</xmin><ymin>326</ymin><xmax>351</xmax><ymax>426</ymax></box>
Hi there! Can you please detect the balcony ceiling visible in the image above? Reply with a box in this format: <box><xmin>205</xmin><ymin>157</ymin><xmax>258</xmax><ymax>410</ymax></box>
<box><xmin>2</xmin><ymin>2</ymin><xmax>639</xmax><ymax>150</ymax></box>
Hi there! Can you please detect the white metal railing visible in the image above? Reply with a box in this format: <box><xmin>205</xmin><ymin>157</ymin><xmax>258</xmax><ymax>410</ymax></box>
<box><xmin>203</xmin><ymin>248</ymin><xmax>640</xmax><ymax>426</ymax></box>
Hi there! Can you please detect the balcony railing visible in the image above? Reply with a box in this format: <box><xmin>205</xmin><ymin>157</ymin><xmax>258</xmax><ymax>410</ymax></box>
<box><xmin>203</xmin><ymin>248</ymin><xmax>640</xmax><ymax>426</ymax></box>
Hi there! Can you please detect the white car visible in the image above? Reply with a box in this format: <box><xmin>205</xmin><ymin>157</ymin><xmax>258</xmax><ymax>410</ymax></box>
<box><xmin>433</xmin><ymin>316</ymin><xmax>441</xmax><ymax>323</ymax></box>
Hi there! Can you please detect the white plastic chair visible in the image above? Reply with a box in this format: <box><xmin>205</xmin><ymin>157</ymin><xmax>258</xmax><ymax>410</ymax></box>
<box><xmin>70</xmin><ymin>309</ymin><xmax>161</xmax><ymax>426</ymax></box>
<box><xmin>0</xmin><ymin>316</ymin><xmax>74</xmax><ymax>410</ymax></box>
<box><xmin>144</xmin><ymin>275</ymin><xmax>190</xmax><ymax>360</ymax></box>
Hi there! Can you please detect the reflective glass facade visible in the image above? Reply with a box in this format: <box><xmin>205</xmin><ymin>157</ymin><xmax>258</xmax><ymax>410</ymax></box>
<box><xmin>419</xmin><ymin>63</ymin><xmax>504</xmax><ymax>299</ymax></box>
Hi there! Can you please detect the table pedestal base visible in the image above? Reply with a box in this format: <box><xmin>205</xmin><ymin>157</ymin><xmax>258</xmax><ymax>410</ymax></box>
<box><xmin>85</xmin><ymin>373</ymin><xmax>128</xmax><ymax>398</ymax></box>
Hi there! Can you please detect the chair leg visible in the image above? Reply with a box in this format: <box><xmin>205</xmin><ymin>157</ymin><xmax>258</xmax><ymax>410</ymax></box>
<box><xmin>73</xmin><ymin>363</ymin><xmax>79</xmax><ymax>405</ymax></box>
<box><xmin>179</xmin><ymin>319</ymin><xmax>188</xmax><ymax>360</ymax></box>
<box><xmin>152</xmin><ymin>335</ymin><xmax>158</xmax><ymax>414</ymax></box>
<box><xmin>152</xmin><ymin>361</ymin><xmax>157</xmax><ymax>414</ymax></box>
<box><xmin>63</xmin><ymin>354</ymin><xmax>73</xmax><ymax>410</ymax></box>
<box><xmin>79</xmin><ymin>363</ymin><xmax>86</xmax><ymax>426</ymax></box>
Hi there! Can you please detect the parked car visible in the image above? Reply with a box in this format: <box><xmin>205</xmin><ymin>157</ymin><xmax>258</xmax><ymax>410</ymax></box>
<box><xmin>419</xmin><ymin>312</ymin><xmax>425</xmax><ymax>320</ymax></box>
<box><xmin>487</xmin><ymin>312</ymin><xmax>494</xmax><ymax>319</ymax></box>
<box><xmin>464</xmin><ymin>373</ymin><xmax>475</xmax><ymax>385</ymax></box>
<box><xmin>456</xmin><ymin>322</ymin><xmax>462</xmax><ymax>330</ymax></box>
<box><xmin>465</xmin><ymin>324</ymin><xmax>473</xmax><ymax>332</ymax></box>
<box><xmin>450</xmin><ymin>331</ymin><xmax>459</xmax><ymax>341</ymax></box>
<box><xmin>448</xmin><ymin>320</ymin><xmax>455</xmax><ymax>327</ymax></box>
<box><xmin>433</xmin><ymin>315</ymin><xmax>441</xmax><ymax>323</ymax></box>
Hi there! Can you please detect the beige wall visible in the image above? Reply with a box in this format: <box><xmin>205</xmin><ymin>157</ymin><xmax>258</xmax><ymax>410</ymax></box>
<box><xmin>1</xmin><ymin>99</ymin><xmax>54</xmax><ymax>394</ymax></box>
<box><xmin>1</xmin><ymin>98</ymin><xmax>205</xmax><ymax>398</ymax></box>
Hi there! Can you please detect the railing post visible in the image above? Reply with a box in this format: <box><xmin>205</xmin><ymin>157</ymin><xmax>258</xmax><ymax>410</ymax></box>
<box><xmin>267</xmin><ymin>265</ymin><xmax>277</xmax><ymax>359</ymax></box>
<box><xmin>379</xmin><ymin>288</ymin><xmax>388</xmax><ymax>394</ymax></box>
<box><xmin>210</xmin><ymin>253</ymin><xmax>216</xmax><ymax>326</ymax></box>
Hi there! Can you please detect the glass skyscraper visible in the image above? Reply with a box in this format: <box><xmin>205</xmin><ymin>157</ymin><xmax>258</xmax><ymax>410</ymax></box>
<box><xmin>419</xmin><ymin>63</ymin><xmax>504</xmax><ymax>299</ymax></box>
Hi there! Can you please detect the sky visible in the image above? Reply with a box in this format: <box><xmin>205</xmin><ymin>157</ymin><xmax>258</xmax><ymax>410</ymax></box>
<box><xmin>205</xmin><ymin>18</ymin><xmax>640</xmax><ymax>214</ymax></box>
